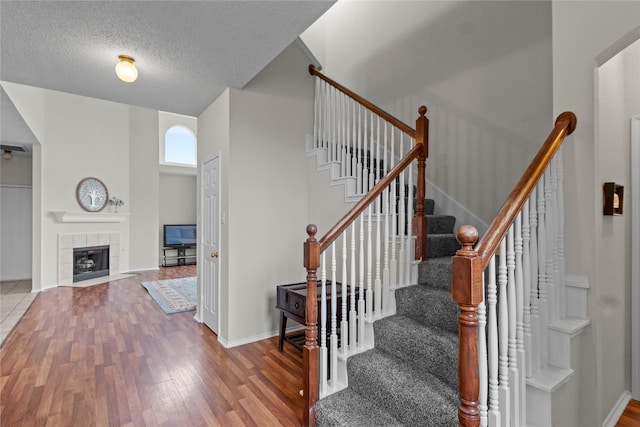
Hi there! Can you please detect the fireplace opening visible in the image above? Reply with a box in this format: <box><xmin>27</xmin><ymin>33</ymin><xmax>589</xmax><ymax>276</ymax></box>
<box><xmin>73</xmin><ymin>245</ymin><xmax>109</xmax><ymax>283</ymax></box>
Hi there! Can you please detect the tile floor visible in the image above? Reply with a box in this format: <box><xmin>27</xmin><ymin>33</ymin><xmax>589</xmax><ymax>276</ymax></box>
<box><xmin>1</xmin><ymin>279</ymin><xmax>37</xmax><ymax>345</ymax></box>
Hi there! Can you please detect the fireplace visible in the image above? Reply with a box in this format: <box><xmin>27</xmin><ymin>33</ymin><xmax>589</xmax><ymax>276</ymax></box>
<box><xmin>73</xmin><ymin>245</ymin><xmax>110</xmax><ymax>283</ymax></box>
<box><xmin>58</xmin><ymin>232</ymin><xmax>120</xmax><ymax>286</ymax></box>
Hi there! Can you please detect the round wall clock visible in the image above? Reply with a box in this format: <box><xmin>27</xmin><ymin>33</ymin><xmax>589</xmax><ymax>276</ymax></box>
<box><xmin>76</xmin><ymin>177</ymin><xmax>109</xmax><ymax>212</ymax></box>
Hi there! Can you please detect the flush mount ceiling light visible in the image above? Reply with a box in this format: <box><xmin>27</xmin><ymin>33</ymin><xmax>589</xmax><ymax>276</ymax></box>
<box><xmin>115</xmin><ymin>54</ymin><xmax>138</xmax><ymax>83</ymax></box>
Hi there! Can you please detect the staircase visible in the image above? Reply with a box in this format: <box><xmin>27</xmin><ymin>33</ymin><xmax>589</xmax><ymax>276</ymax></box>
<box><xmin>315</xmin><ymin>198</ymin><xmax>461</xmax><ymax>426</ymax></box>
<box><xmin>303</xmin><ymin>65</ymin><xmax>584</xmax><ymax>427</ymax></box>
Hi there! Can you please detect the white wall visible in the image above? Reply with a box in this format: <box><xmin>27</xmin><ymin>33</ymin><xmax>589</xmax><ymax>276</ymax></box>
<box><xmin>302</xmin><ymin>0</ymin><xmax>553</xmax><ymax>224</ymax></box>
<box><xmin>0</xmin><ymin>186</ymin><xmax>32</xmax><ymax>280</ymax></box>
<box><xmin>159</xmin><ymin>173</ymin><xmax>197</xmax><ymax>259</ymax></box>
<box><xmin>197</xmin><ymin>42</ymin><xmax>314</xmax><ymax>345</ymax></box>
<box><xmin>198</xmin><ymin>89</ymin><xmax>230</xmax><ymax>339</ymax></box>
<box><xmin>552</xmin><ymin>1</ymin><xmax>640</xmax><ymax>424</ymax></box>
<box><xmin>129</xmin><ymin>106</ymin><xmax>160</xmax><ymax>271</ymax></box>
<box><xmin>225</xmin><ymin>44</ymin><xmax>312</xmax><ymax>344</ymax></box>
<box><xmin>2</xmin><ymin>82</ymin><xmax>165</xmax><ymax>288</ymax></box>
<box><xmin>0</xmin><ymin>155</ymin><xmax>32</xmax><ymax>185</ymax></box>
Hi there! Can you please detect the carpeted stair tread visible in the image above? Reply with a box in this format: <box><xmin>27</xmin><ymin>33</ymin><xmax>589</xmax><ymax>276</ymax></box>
<box><xmin>427</xmin><ymin>233</ymin><xmax>459</xmax><ymax>258</ymax></box>
<box><xmin>346</xmin><ymin>349</ymin><xmax>458</xmax><ymax>426</ymax></box>
<box><xmin>374</xmin><ymin>314</ymin><xmax>458</xmax><ymax>388</ymax></box>
<box><xmin>315</xmin><ymin>388</ymin><xmax>403</xmax><ymax>427</ymax></box>
<box><xmin>418</xmin><ymin>256</ymin><xmax>453</xmax><ymax>290</ymax></box>
<box><xmin>394</xmin><ymin>285</ymin><xmax>459</xmax><ymax>334</ymax></box>
<box><xmin>426</xmin><ymin>214</ymin><xmax>456</xmax><ymax>234</ymax></box>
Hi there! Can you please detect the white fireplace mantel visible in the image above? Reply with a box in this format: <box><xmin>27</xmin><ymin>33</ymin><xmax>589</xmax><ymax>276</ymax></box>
<box><xmin>52</xmin><ymin>211</ymin><xmax>128</xmax><ymax>223</ymax></box>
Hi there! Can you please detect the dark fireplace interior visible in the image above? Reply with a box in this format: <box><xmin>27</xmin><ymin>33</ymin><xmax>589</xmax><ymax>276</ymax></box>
<box><xmin>73</xmin><ymin>245</ymin><xmax>109</xmax><ymax>283</ymax></box>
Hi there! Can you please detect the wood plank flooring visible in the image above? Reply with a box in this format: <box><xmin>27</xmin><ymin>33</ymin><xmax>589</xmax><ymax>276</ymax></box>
<box><xmin>0</xmin><ymin>266</ymin><xmax>304</xmax><ymax>426</ymax></box>
<box><xmin>617</xmin><ymin>399</ymin><xmax>640</xmax><ymax>426</ymax></box>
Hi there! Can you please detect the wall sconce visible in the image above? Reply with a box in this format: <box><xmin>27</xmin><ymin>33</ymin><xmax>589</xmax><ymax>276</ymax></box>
<box><xmin>109</xmin><ymin>197</ymin><xmax>125</xmax><ymax>213</ymax></box>
<box><xmin>2</xmin><ymin>150</ymin><xmax>12</xmax><ymax>160</ymax></box>
<box><xmin>115</xmin><ymin>54</ymin><xmax>138</xmax><ymax>83</ymax></box>
<box><xmin>603</xmin><ymin>182</ymin><xmax>624</xmax><ymax>215</ymax></box>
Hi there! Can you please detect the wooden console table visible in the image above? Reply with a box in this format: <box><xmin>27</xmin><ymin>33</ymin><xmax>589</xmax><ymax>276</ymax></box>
<box><xmin>276</xmin><ymin>281</ymin><xmax>345</xmax><ymax>351</ymax></box>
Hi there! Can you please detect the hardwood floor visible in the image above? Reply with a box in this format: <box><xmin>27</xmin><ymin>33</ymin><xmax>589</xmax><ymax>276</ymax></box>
<box><xmin>618</xmin><ymin>399</ymin><xmax>640</xmax><ymax>426</ymax></box>
<box><xmin>0</xmin><ymin>266</ymin><xmax>304</xmax><ymax>426</ymax></box>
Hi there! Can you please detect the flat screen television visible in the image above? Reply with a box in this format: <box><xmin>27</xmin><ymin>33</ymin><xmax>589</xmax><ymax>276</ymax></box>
<box><xmin>163</xmin><ymin>224</ymin><xmax>197</xmax><ymax>248</ymax></box>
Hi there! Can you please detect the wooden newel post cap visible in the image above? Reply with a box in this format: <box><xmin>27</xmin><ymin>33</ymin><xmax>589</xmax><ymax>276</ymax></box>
<box><xmin>306</xmin><ymin>224</ymin><xmax>317</xmax><ymax>239</ymax></box>
<box><xmin>456</xmin><ymin>225</ymin><xmax>478</xmax><ymax>256</ymax></box>
<box><xmin>418</xmin><ymin>105</ymin><xmax>427</xmax><ymax>117</ymax></box>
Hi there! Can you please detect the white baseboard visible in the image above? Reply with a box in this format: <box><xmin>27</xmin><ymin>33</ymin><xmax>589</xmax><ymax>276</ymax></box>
<box><xmin>218</xmin><ymin>325</ymin><xmax>304</xmax><ymax>349</ymax></box>
<box><xmin>603</xmin><ymin>390</ymin><xmax>631</xmax><ymax>427</ymax></box>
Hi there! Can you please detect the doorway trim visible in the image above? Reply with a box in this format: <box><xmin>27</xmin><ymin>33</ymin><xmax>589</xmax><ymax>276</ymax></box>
<box><xmin>632</xmin><ymin>115</ymin><xmax>640</xmax><ymax>399</ymax></box>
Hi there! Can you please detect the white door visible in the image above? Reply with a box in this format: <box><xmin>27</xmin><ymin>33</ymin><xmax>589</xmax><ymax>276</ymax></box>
<box><xmin>202</xmin><ymin>155</ymin><xmax>220</xmax><ymax>334</ymax></box>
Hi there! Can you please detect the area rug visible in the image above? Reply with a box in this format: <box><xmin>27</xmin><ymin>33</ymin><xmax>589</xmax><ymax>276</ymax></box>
<box><xmin>140</xmin><ymin>277</ymin><xmax>196</xmax><ymax>314</ymax></box>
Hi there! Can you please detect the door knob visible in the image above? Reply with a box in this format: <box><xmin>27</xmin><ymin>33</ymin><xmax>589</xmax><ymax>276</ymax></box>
<box><xmin>211</xmin><ymin>252</ymin><xmax>218</xmax><ymax>258</ymax></box>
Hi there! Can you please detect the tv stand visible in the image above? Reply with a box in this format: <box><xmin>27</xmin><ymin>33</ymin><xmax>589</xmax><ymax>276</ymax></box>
<box><xmin>162</xmin><ymin>246</ymin><xmax>196</xmax><ymax>267</ymax></box>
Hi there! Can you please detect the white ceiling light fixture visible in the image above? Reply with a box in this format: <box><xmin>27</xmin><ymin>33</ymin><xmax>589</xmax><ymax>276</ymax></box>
<box><xmin>115</xmin><ymin>54</ymin><xmax>138</xmax><ymax>83</ymax></box>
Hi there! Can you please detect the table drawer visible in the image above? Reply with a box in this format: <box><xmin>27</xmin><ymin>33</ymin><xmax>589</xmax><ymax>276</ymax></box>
<box><xmin>285</xmin><ymin>292</ymin><xmax>305</xmax><ymax>318</ymax></box>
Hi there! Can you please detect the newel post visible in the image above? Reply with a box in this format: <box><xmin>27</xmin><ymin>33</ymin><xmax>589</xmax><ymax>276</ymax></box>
<box><xmin>452</xmin><ymin>225</ymin><xmax>482</xmax><ymax>427</ymax></box>
<box><xmin>413</xmin><ymin>105</ymin><xmax>429</xmax><ymax>260</ymax></box>
<box><xmin>303</xmin><ymin>224</ymin><xmax>320</xmax><ymax>427</ymax></box>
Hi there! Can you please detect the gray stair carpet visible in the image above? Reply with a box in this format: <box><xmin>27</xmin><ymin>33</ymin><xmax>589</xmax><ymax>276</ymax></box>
<box><xmin>315</xmin><ymin>199</ymin><xmax>460</xmax><ymax>426</ymax></box>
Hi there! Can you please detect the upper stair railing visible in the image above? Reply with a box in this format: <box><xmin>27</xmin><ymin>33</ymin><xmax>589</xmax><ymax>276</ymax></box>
<box><xmin>452</xmin><ymin>112</ymin><xmax>577</xmax><ymax>427</ymax></box>
<box><xmin>303</xmin><ymin>65</ymin><xmax>428</xmax><ymax>426</ymax></box>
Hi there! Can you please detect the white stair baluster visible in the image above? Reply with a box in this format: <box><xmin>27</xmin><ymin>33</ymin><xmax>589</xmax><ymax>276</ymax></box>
<box><xmin>313</xmin><ymin>77</ymin><xmax>318</xmax><ymax>149</ymax></box>
<box><xmin>487</xmin><ymin>256</ymin><xmax>500</xmax><ymax>426</ymax></box>
<box><xmin>557</xmin><ymin>148</ymin><xmax>566</xmax><ymax>318</ymax></box>
<box><xmin>507</xmin><ymin>225</ymin><xmax>519</xmax><ymax>426</ymax></box>
<box><xmin>498</xmin><ymin>238</ymin><xmax>510</xmax><ymax>427</ymax></box>
<box><xmin>522</xmin><ymin>199</ymin><xmax>533</xmax><ymax>378</ymax></box>
<box><xmin>330</xmin><ymin>244</ymin><xmax>338</xmax><ymax>392</ymax></box>
<box><xmin>406</xmin><ymin>159</ymin><xmax>414</xmax><ymax>284</ymax></box>
<box><xmin>350</xmin><ymin>223</ymin><xmax>357</xmax><ymax>355</ymax></box>
<box><xmin>358</xmin><ymin>213</ymin><xmax>365</xmax><ymax>350</ymax></box>
<box><xmin>362</xmin><ymin>110</ymin><xmax>369</xmax><ymax>193</ymax></box>
<box><xmin>356</xmin><ymin>105</ymin><xmax>363</xmax><ymax>194</ymax></box>
<box><xmin>537</xmin><ymin>179</ymin><xmax>548</xmax><ymax>368</ymax></box>
<box><xmin>390</xmin><ymin>130</ymin><xmax>398</xmax><ymax>288</ymax></box>
<box><xmin>351</xmin><ymin>100</ymin><xmax>357</xmax><ymax>181</ymax></box>
<box><xmin>374</xmin><ymin>118</ymin><xmax>382</xmax><ymax>318</ymax></box>
<box><xmin>479</xmin><ymin>270</ymin><xmax>488</xmax><ymax>427</ymax></box>
<box><xmin>366</xmin><ymin>202</ymin><xmax>373</xmax><ymax>323</ymax></box>
<box><xmin>544</xmin><ymin>166</ymin><xmax>556</xmax><ymax>324</ymax></box>
<box><xmin>340</xmin><ymin>93</ymin><xmax>346</xmax><ymax>177</ymax></box>
<box><xmin>320</xmin><ymin>251</ymin><xmax>328</xmax><ymax>396</ymax></box>
<box><xmin>515</xmin><ymin>214</ymin><xmax>526</xmax><ymax>425</ymax></box>
<box><xmin>398</xmin><ymin>134</ymin><xmax>406</xmax><ymax>287</ymax></box>
<box><xmin>383</xmin><ymin>122</ymin><xmax>392</xmax><ymax>315</ymax></box>
<box><xmin>341</xmin><ymin>233</ymin><xmax>348</xmax><ymax>358</ymax></box>
<box><xmin>529</xmin><ymin>187</ymin><xmax>540</xmax><ymax>374</ymax></box>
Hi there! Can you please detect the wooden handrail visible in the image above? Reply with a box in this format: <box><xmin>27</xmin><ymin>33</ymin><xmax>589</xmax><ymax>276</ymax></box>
<box><xmin>309</xmin><ymin>64</ymin><xmax>416</xmax><ymax>138</ymax></box>
<box><xmin>474</xmin><ymin>111</ymin><xmax>577</xmax><ymax>269</ymax></box>
<box><xmin>451</xmin><ymin>111</ymin><xmax>577</xmax><ymax>427</ymax></box>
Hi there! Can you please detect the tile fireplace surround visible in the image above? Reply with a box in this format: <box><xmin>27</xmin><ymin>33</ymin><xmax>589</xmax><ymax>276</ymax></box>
<box><xmin>58</xmin><ymin>232</ymin><xmax>120</xmax><ymax>286</ymax></box>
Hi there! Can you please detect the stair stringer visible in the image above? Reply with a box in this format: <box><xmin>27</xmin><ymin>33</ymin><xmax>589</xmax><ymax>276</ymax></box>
<box><xmin>526</xmin><ymin>274</ymin><xmax>590</xmax><ymax>427</ymax></box>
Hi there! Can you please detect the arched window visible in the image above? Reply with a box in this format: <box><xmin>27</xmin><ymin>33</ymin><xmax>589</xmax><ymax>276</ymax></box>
<box><xmin>164</xmin><ymin>125</ymin><xmax>196</xmax><ymax>166</ymax></box>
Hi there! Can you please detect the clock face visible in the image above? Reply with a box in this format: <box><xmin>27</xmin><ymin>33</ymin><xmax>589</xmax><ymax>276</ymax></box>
<box><xmin>76</xmin><ymin>177</ymin><xmax>108</xmax><ymax>212</ymax></box>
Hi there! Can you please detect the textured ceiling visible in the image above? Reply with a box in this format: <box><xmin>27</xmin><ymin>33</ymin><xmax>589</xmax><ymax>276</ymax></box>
<box><xmin>0</xmin><ymin>0</ymin><xmax>334</xmax><ymax>149</ymax></box>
